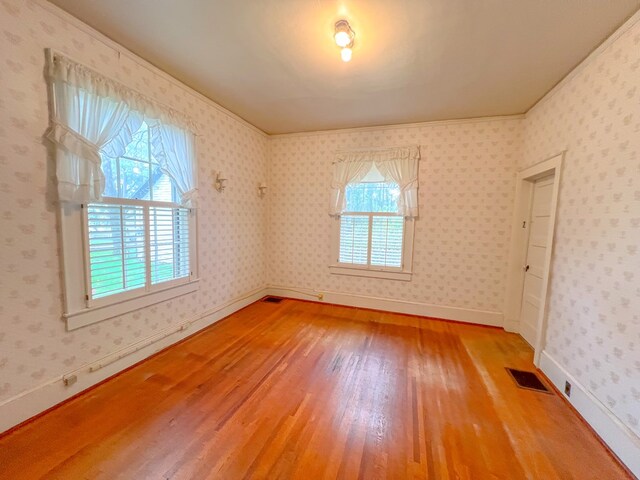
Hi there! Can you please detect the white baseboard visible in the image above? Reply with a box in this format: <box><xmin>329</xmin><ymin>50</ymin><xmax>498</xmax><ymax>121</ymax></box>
<box><xmin>267</xmin><ymin>285</ymin><xmax>503</xmax><ymax>327</ymax></box>
<box><xmin>503</xmin><ymin>317</ymin><xmax>519</xmax><ymax>333</ymax></box>
<box><xmin>0</xmin><ymin>287</ymin><xmax>268</xmax><ymax>435</ymax></box>
<box><xmin>539</xmin><ymin>351</ymin><xmax>640</xmax><ymax>477</ymax></box>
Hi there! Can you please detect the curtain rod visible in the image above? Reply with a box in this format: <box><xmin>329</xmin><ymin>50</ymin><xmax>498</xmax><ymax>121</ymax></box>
<box><xmin>334</xmin><ymin>144</ymin><xmax>420</xmax><ymax>155</ymax></box>
<box><xmin>332</xmin><ymin>145</ymin><xmax>420</xmax><ymax>164</ymax></box>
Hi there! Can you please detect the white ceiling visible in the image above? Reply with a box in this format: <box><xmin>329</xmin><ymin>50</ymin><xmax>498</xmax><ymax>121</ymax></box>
<box><xmin>48</xmin><ymin>0</ymin><xmax>640</xmax><ymax>134</ymax></box>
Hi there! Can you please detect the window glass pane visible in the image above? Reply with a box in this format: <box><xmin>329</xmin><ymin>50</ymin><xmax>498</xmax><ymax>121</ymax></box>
<box><xmin>123</xmin><ymin>122</ymin><xmax>149</xmax><ymax>161</ymax></box>
<box><xmin>345</xmin><ymin>182</ymin><xmax>400</xmax><ymax>213</ymax></box>
<box><xmin>150</xmin><ymin>207</ymin><xmax>190</xmax><ymax>284</ymax></box>
<box><xmin>87</xmin><ymin>204</ymin><xmax>145</xmax><ymax>299</ymax></box>
<box><xmin>150</xmin><ymin>166</ymin><xmax>177</xmax><ymax>202</ymax></box>
<box><xmin>100</xmin><ymin>122</ymin><xmax>181</xmax><ymax>202</ymax></box>
<box><xmin>370</xmin><ymin>216</ymin><xmax>403</xmax><ymax>268</ymax></box>
<box><xmin>339</xmin><ymin>215</ymin><xmax>369</xmax><ymax>265</ymax></box>
<box><xmin>119</xmin><ymin>157</ymin><xmax>150</xmax><ymax>200</ymax></box>
<box><xmin>102</xmin><ymin>157</ymin><xmax>119</xmax><ymax>197</ymax></box>
<box><xmin>102</xmin><ymin>123</ymin><xmax>175</xmax><ymax>202</ymax></box>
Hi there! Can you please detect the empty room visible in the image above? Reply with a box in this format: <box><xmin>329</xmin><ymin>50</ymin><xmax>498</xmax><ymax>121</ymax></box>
<box><xmin>1</xmin><ymin>0</ymin><xmax>639</xmax><ymax>478</ymax></box>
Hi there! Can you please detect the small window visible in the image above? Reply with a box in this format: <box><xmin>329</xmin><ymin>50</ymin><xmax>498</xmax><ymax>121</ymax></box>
<box><xmin>338</xmin><ymin>181</ymin><xmax>405</xmax><ymax>270</ymax></box>
<box><xmin>331</xmin><ymin>165</ymin><xmax>415</xmax><ymax>281</ymax></box>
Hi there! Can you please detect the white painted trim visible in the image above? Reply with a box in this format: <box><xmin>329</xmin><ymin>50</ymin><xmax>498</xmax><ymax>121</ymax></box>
<box><xmin>503</xmin><ymin>152</ymin><xmax>564</xmax><ymax>365</ymax></box>
<box><xmin>270</xmin><ymin>114</ymin><xmax>525</xmax><ymax>138</ymax></box>
<box><xmin>33</xmin><ymin>0</ymin><xmax>268</xmax><ymax>138</ymax></box>
<box><xmin>65</xmin><ymin>280</ymin><xmax>200</xmax><ymax>331</ymax></box>
<box><xmin>267</xmin><ymin>286</ymin><xmax>503</xmax><ymax>327</ymax></box>
<box><xmin>0</xmin><ymin>286</ymin><xmax>268</xmax><ymax>435</ymax></box>
<box><xmin>539</xmin><ymin>351</ymin><xmax>640</xmax><ymax>477</ymax></box>
<box><xmin>329</xmin><ymin>266</ymin><xmax>412</xmax><ymax>281</ymax></box>
<box><xmin>527</xmin><ymin>8</ymin><xmax>640</xmax><ymax>115</ymax></box>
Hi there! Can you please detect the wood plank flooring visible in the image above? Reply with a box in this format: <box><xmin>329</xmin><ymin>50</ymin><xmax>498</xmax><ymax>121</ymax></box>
<box><xmin>0</xmin><ymin>299</ymin><xmax>631</xmax><ymax>479</ymax></box>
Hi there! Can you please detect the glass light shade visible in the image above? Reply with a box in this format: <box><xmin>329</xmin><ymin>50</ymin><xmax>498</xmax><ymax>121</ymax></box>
<box><xmin>341</xmin><ymin>47</ymin><xmax>352</xmax><ymax>62</ymax></box>
<box><xmin>334</xmin><ymin>30</ymin><xmax>351</xmax><ymax>48</ymax></box>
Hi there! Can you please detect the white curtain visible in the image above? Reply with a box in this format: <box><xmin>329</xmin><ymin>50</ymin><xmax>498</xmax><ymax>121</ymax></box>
<box><xmin>48</xmin><ymin>80</ymin><xmax>139</xmax><ymax>203</ymax></box>
<box><xmin>49</xmin><ymin>53</ymin><xmax>197</xmax><ymax>131</ymax></box>
<box><xmin>375</xmin><ymin>153</ymin><xmax>420</xmax><ymax>218</ymax></box>
<box><xmin>329</xmin><ymin>160</ymin><xmax>372</xmax><ymax>216</ymax></box>
<box><xmin>150</xmin><ymin>123</ymin><xmax>198</xmax><ymax>207</ymax></box>
<box><xmin>46</xmin><ymin>52</ymin><xmax>198</xmax><ymax>205</ymax></box>
<box><xmin>329</xmin><ymin>146</ymin><xmax>420</xmax><ymax>217</ymax></box>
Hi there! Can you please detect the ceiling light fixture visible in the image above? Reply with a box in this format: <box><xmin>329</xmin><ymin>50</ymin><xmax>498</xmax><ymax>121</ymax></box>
<box><xmin>334</xmin><ymin>19</ymin><xmax>355</xmax><ymax>62</ymax></box>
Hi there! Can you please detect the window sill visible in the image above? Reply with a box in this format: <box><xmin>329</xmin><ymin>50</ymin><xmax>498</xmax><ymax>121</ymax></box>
<box><xmin>64</xmin><ymin>279</ymin><xmax>200</xmax><ymax>331</ymax></box>
<box><xmin>329</xmin><ymin>265</ymin><xmax>412</xmax><ymax>281</ymax></box>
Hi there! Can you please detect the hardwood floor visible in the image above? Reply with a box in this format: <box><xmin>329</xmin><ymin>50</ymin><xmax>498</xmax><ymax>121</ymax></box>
<box><xmin>0</xmin><ymin>299</ymin><xmax>631</xmax><ymax>479</ymax></box>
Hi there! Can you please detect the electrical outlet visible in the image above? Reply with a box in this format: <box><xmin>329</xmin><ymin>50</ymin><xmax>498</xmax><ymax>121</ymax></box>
<box><xmin>564</xmin><ymin>381</ymin><xmax>571</xmax><ymax>397</ymax></box>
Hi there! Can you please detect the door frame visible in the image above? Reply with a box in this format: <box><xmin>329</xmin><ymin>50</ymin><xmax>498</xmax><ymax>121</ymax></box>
<box><xmin>504</xmin><ymin>151</ymin><xmax>564</xmax><ymax>365</ymax></box>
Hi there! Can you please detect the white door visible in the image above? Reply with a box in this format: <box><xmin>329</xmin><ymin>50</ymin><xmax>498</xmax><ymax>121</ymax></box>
<box><xmin>519</xmin><ymin>174</ymin><xmax>555</xmax><ymax>347</ymax></box>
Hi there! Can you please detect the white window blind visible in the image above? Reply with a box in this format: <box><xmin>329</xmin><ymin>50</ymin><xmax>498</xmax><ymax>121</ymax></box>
<box><xmin>87</xmin><ymin>204</ymin><xmax>146</xmax><ymax>299</ymax></box>
<box><xmin>150</xmin><ymin>207</ymin><xmax>190</xmax><ymax>284</ymax></box>
<box><xmin>339</xmin><ymin>215</ymin><xmax>369</xmax><ymax>265</ymax></box>
<box><xmin>371</xmin><ymin>216</ymin><xmax>403</xmax><ymax>268</ymax></box>
<box><xmin>86</xmin><ymin>203</ymin><xmax>191</xmax><ymax>302</ymax></box>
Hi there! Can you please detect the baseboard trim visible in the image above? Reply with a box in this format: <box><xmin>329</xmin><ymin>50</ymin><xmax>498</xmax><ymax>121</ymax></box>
<box><xmin>539</xmin><ymin>351</ymin><xmax>640</xmax><ymax>477</ymax></box>
<box><xmin>267</xmin><ymin>285</ymin><xmax>503</xmax><ymax>327</ymax></box>
<box><xmin>0</xmin><ymin>286</ymin><xmax>268</xmax><ymax>435</ymax></box>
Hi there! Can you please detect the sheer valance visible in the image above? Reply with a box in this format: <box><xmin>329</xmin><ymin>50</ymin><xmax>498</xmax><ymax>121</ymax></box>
<box><xmin>46</xmin><ymin>51</ymin><xmax>198</xmax><ymax>206</ymax></box>
<box><xmin>48</xmin><ymin>53</ymin><xmax>197</xmax><ymax>132</ymax></box>
<box><xmin>329</xmin><ymin>146</ymin><xmax>420</xmax><ymax>218</ymax></box>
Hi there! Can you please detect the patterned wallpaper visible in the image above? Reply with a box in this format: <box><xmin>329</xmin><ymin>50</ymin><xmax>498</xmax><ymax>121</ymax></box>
<box><xmin>0</xmin><ymin>0</ymin><xmax>268</xmax><ymax>403</ymax></box>
<box><xmin>1</xmin><ymin>0</ymin><xmax>638</xmax><ymax>445</ymax></box>
<box><xmin>268</xmin><ymin>119</ymin><xmax>522</xmax><ymax>312</ymax></box>
<box><xmin>522</xmin><ymin>19</ymin><xmax>640</xmax><ymax>437</ymax></box>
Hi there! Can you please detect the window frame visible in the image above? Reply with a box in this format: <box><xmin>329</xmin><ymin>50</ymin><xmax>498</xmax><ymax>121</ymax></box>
<box><xmin>330</xmin><ymin>210</ymin><xmax>415</xmax><ymax>282</ymax></box>
<box><xmin>82</xmin><ymin>196</ymin><xmax>196</xmax><ymax>308</ymax></box>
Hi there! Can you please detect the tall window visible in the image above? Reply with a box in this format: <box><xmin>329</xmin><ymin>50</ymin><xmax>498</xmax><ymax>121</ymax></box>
<box><xmin>86</xmin><ymin>122</ymin><xmax>192</xmax><ymax>304</ymax></box>
<box><xmin>47</xmin><ymin>52</ymin><xmax>198</xmax><ymax>329</ymax></box>
<box><xmin>329</xmin><ymin>147</ymin><xmax>419</xmax><ymax>281</ymax></box>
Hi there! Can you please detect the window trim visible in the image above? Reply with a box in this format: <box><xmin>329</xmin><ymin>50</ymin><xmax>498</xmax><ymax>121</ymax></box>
<box><xmin>59</xmin><ymin>199</ymin><xmax>199</xmax><ymax>331</ymax></box>
<box><xmin>64</xmin><ymin>280</ymin><xmax>199</xmax><ymax>331</ymax></box>
<box><xmin>330</xmin><ymin>212</ymin><xmax>415</xmax><ymax>281</ymax></box>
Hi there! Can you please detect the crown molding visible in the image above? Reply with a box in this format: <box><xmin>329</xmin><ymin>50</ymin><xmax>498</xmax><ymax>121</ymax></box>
<box><xmin>269</xmin><ymin>114</ymin><xmax>525</xmax><ymax>139</ymax></box>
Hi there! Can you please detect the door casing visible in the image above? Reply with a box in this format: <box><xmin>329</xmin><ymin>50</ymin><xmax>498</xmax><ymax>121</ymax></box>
<box><xmin>504</xmin><ymin>152</ymin><xmax>564</xmax><ymax>365</ymax></box>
